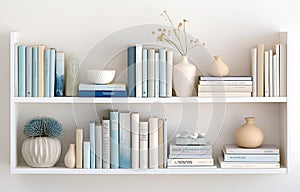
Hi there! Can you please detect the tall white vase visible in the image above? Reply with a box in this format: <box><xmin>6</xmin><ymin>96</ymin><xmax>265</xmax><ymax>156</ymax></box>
<box><xmin>173</xmin><ymin>56</ymin><xmax>196</xmax><ymax>97</ymax></box>
<box><xmin>64</xmin><ymin>144</ymin><xmax>76</xmax><ymax>168</ymax></box>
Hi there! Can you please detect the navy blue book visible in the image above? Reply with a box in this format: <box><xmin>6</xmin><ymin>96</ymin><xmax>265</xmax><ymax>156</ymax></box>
<box><xmin>78</xmin><ymin>90</ymin><xmax>127</xmax><ymax>97</ymax></box>
<box><xmin>127</xmin><ymin>46</ymin><xmax>136</xmax><ymax>97</ymax></box>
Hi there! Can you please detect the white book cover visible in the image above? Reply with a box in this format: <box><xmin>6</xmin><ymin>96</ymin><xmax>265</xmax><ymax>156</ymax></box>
<box><xmin>142</xmin><ymin>48</ymin><xmax>148</xmax><ymax>97</ymax></box>
<box><xmin>95</xmin><ymin>122</ymin><xmax>102</xmax><ymax>169</ymax></box>
<box><xmin>250</xmin><ymin>48</ymin><xmax>257</xmax><ymax>97</ymax></box>
<box><xmin>264</xmin><ymin>51</ymin><xmax>269</xmax><ymax>97</ymax></box>
<box><xmin>139</xmin><ymin>121</ymin><xmax>148</xmax><ymax>169</ymax></box>
<box><xmin>269</xmin><ymin>50</ymin><xmax>273</xmax><ymax>97</ymax></box>
<box><xmin>279</xmin><ymin>43</ymin><xmax>287</xmax><ymax>97</ymax></box>
<box><xmin>198</xmin><ymin>91</ymin><xmax>251</xmax><ymax>97</ymax></box>
<box><xmin>147</xmin><ymin>49</ymin><xmax>155</xmax><ymax>97</ymax></box>
<box><xmin>275</xmin><ymin>44</ymin><xmax>280</xmax><ymax>97</ymax></box>
<box><xmin>168</xmin><ymin>158</ymin><xmax>214</xmax><ymax>166</ymax></box>
<box><xmin>44</xmin><ymin>48</ymin><xmax>50</xmax><ymax>97</ymax></box>
<box><xmin>159</xmin><ymin>48</ymin><xmax>167</xmax><ymax>97</ymax></box>
<box><xmin>223</xmin><ymin>144</ymin><xmax>279</xmax><ymax>154</ymax></box>
<box><xmin>218</xmin><ymin>156</ymin><xmax>280</xmax><ymax>169</ymax></box>
<box><xmin>199</xmin><ymin>80</ymin><xmax>253</xmax><ymax>86</ymax></box>
<box><xmin>83</xmin><ymin>141</ymin><xmax>91</xmax><ymax>169</ymax></box>
<box><xmin>119</xmin><ymin>112</ymin><xmax>131</xmax><ymax>168</ymax></box>
<box><xmin>89</xmin><ymin>121</ymin><xmax>96</xmax><ymax>169</ymax></box>
<box><xmin>102</xmin><ymin>119</ymin><xmax>110</xmax><ymax>169</ymax></box>
<box><xmin>131</xmin><ymin>112</ymin><xmax>140</xmax><ymax>169</ymax></box>
<box><xmin>78</xmin><ymin>83</ymin><xmax>126</xmax><ymax>91</ymax></box>
<box><xmin>154</xmin><ymin>52</ymin><xmax>160</xmax><ymax>97</ymax></box>
<box><xmin>166</xmin><ymin>51</ymin><xmax>173</xmax><ymax>97</ymax></box>
<box><xmin>198</xmin><ymin>85</ymin><xmax>253</xmax><ymax>92</ymax></box>
<box><xmin>273</xmin><ymin>54</ymin><xmax>279</xmax><ymax>97</ymax></box>
<box><xmin>14</xmin><ymin>44</ymin><xmax>19</xmax><ymax>97</ymax></box>
<box><xmin>135</xmin><ymin>44</ymin><xmax>143</xmax><ymax>97</ymax></box>
<box><xmin>158</xmin><ymin>118</ymin><xmax>164</xmax><ymax>169</ymax></box>
<box><xmin>163</xmin><ymin>119</ymin><xmax>168</xmax><ymax>168</ymax></box>
<box><xmin>149</xmin><ymin>117</ymin><xmax>158</xmax><ymax>169</ymax></box>
<box><xmin>26</xmin><ymin>46</ymin><xmax>32</xmax><ymax>97</ymax></box>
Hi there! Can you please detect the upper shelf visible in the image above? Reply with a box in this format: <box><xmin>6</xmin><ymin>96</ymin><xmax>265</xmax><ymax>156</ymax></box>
<box><xmin>13</xmin><ymin>97</ymin><xmax>287</xmax><ymax>104</ymax></box>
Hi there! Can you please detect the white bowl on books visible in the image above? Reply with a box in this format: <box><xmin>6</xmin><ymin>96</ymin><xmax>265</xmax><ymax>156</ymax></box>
<box><xmin>87</xmin><ymin>69</ymin><xmax>116</xmax><ymax>84</ymax></box>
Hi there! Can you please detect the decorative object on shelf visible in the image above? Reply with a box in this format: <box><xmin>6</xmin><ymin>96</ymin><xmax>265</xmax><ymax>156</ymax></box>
<box><xmin>86</xmin><ymin>69</ymin><xmax>116</xmax><ymax>84</ymax></box>
<box><xmin>64</xmin><ymin>144</ymin><xmax>76</xmax><ymax>168</ymax></box>
<box><xmin>153</xmin><ymin>10</ymin><xmax>204</xmax><ymax>97</ymax></box>
<box><xmin>65</xmin><ymin>54</ymin><xmax>79</xmax><ymax>96</ymax></box>
<box><xmin>175</xmin><ymin>130</ymin><xmax>206</xmax><ymax>145</ymax></box>
<box><xmin>21</xmin><ymin>117</ymin><xmax>62</xmax><ymax>168</ymax></box>
<box><xmin>206</xmin><ymin>55</ymin><xmax>229</xmax><ymax>76</ymax></box>
<box><xmin>234</xmin><ymin>117</ymin><xmax>264</xmax><ymax>148</ymax></box>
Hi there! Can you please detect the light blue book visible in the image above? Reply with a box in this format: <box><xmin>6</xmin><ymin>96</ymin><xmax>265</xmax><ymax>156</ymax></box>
<box><xmin>18</xmin><ymin>45</ymin><xmax>26</xmax><ymax>97</ymax></box>
<box><xmin>127</xmin><ymin>46</ymin><xmax>136</xmax><ymax>97</ymax></box>
<box><xmin>90</xmin><ymin>121</ymin><xmax>96</xmax><ymax>169</ymax></box>
<box><xmin>142</xmin><ymin>48</ymin><xmax>148</xmax><ymax>97</ymax></box>
<box><xmin>159</xmin><ymin>48</ymin><xmax>167</xmax><ymax>97</ymax></box>
<box><xmin>83</xmin><ymin>141</ymin><xmax>91</xmax><ymax>169</ymax></box>
<box><xmin>95</xmin><ymin>123</ymin><xmax>102</xmax><ymax>169</ymax></box>
<box><xmin>44</xmin><ymin>49</ymin><xmax>50</xmax><ymax>97</ymax></box>
<box><xmin>110</xmin><ymin>110</ymin><xmax>119</xmax><ymax>168</ymax></box>
<box><xmin>163</xmin><ymin>119</ymin><xmax>168</xmax><ymax>168</ymax></box>
<box><xmin>223</xmin><ymin>150</ymin><xmax>280</xmax><ymax>162</ymax></box>
<box><xmin>49</xmin><ymin>48</ymin><xmax>56</xmax><ymax>97</ymax></box>
<box><xmin>119</xmin><ymin>112</ymin><xmax>131</xmax><ymax>168</ymax></box>
<box><xmin>26</xmin><ymin>46</ymin><xmax>32</xmax><ymax>97</ymax></box>
<box><xmin>32</xmin><ymin>46</ymin><xmax>38</xmax><ymax>97</ymax></box>
<box><xmin>55</xmin><ymin>51</ymin><xmax>64</xmax><ymax>96</ymax></box>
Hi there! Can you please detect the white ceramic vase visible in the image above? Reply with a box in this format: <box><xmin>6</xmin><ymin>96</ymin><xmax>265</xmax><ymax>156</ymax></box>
<box><xmin>173</xmin><ymin>56</ymin><xmax>197</xmax><ymax>97</ymax></box>
<box><xmin>22</xmin><ymin>137</ymin><xmax>61</xmax><ymax>167</ymax></box>
<box><xmin>65</xmin><ymin>54</ymin><xmax>79</xmax><ymax>96</ymax></box>
<box><xmin>64</xmin><ymin>144</ymin><xmax>76</xmax><ymax>168</ymax></box>
<box><xmin>206</xmin><ymin>55</ymin><xmax>229</xmax><ymax>76</ymax></box>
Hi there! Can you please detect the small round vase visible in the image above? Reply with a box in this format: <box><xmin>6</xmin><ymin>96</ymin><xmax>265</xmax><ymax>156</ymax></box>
<box><xmin>173</xmin><ymin>56</ymin><xmax>197</xmax><ymax>97</ymax></box>
<box><xmin>206</xmin><ymin>55</ymin><xmax>229</xmax><ymax>76</ymax></box>
<box><xmin>234</xmin><ymin>117</ymin><xmax>264</xmax><ymax>148</ymax></box>
<box><xmin>64</xmin><ymin>144</ymin><xmax>76</xmax><ymax>168</ymax></box>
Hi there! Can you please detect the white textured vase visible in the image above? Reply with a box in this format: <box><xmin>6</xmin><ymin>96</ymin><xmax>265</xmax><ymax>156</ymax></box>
<box><xmin>64</xmin><ymin>144</ymin><xmax>76</xmax><ymax>168</ymax></box>
<box><xmin>65</xmin><ymin>54</ymin><xmax>79</xmax><ymax>96</ymax></box>
<box><xmin>206</xmin><ymin>55</ymin><xmax>229</xmax><ymax>76</ymax></box>
<box><xmin>22</xmin><ymin>137</ymin><xmax>61</xmax><ymax>167</ymax></box>
<box><xmin>173</xmin><ymin>56</ymin><xmax>197</xmax><ymax>97</ymax></box>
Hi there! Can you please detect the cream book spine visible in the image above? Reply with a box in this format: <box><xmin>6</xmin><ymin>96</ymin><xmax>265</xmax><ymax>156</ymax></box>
<box><xmin>76</xmin><ymin>128</ymin><xmax>83</xmax><ymax>169</ymax></box>
<box><xmin>38</xmin><ymin>45</ymin><xmax>45</xmax><ymax>97</ymax></box>
<box><xmin>149</xmin><ymin>117</ymin><xmax>158</xmax><ymax>169</ymax></box>
<box><xmin>269</xmin><ymin>50</ymin><xmax>273</xmax><ymax>97</ymax></box>
<box><xmin>158</xmin><ymin>118</ymin><xmax>164</xmax><ymax>169</ymax></box>
<box><xmin>131</xmin><ymin>112</ymin><xmax>140</xmax><ymax>169</ymax></box>
<box><xmin>251</xmin><ymin>48</ymin><xmax>257</xmax><ymax>97</ymax></box>
<box><xmin>166</xmin><ymin>51</ymin><xmax>173</xmax><ymax>97</ymax></box>
<box><xmin>264</xmin><ymin>51</ymin><xmax>269</xmax><ymax>97</ymax></box>
<box><xmin>257</xmin><ymin>44</ymin><xmax>264</xmax><ymax>97</ymax></box>
<box><xmin>135</xmin><ymin>44</ymin><xmax>143</xmax><ymax>97</ymax></box>
<box><xmin>139</xmin><ymin>121</ymin><xmax>148</xmax><ymax>169</ymax></box>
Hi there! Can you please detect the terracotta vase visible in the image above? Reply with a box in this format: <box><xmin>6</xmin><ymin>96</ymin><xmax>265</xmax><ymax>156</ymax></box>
<box><xmin>173</xmin><ymin>56</ymin><xmax>197</xmax><ymax>97</ymax></box>
<box><xmin>234</xmin><ymin>117</ymin><xmax>264</xmax><ymax>148</ymax></box>
<box><xmin>206</xmin><ymin>55</ymin><xmax>229</xmax><ymax>76</ymax></box>
<box><xmin>64</xmin><ymin>144</ymin><xmax>76</xmax><ymax>168</ymax></box>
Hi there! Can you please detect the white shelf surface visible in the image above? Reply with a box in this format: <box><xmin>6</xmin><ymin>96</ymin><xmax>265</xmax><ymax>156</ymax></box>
<box><xmin>13</xmin><ymin>97</ymin><xmax>287</xmax><ymax>104</ymax></box>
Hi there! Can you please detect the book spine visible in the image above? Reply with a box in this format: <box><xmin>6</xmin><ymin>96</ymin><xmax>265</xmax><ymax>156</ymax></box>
<box><xmin>147</xmin><ymin>49</ymin><xmax>155</xmax><ymax>97</ymax></box>
<box><xmin>78</xmin><ymin>84</ymin><xmax>126</xmax><ymax>91</ymax></box>
<box><xmin>269</xmin><ymin>50</ymin><xmax>273</xmax><ymax>97</ymax></box>
<box><xmin>158</xmin><ymin>118</ymin><xmax>164</xmax><ymax>168</ymax></box>
<box><xmin>131</xmin><ymin>112</ymin><xmax>139</xmax><ymax>169</ymax></box>
<box><xmin>223</xmin><ymin>154</ymin><xmax>280</xmax><ymax>162</ymax></box>
<box><xmin>14</xmin><ymin>44</ymin><xmax>18</xmax><ymax>97</ymax></box>
<box><xmin>32</xmin><ymin>46</ymin><xmax>38</xmax><ymax>97</ymax></box>
<box><xmin>127</xmin><ymin>46</ymin><xmax>136</xmax><ymax>97</ymax></box>
<box><xmin>199</xmin><ymin>76</ymin><xmax>252</xmax><ymax>81</ymax></box>
<box><xmin>273</xmin><ymin>54</ymin><xmax>279</xmax><ymax>97</ymax></box>
<box><xmin>18</xmin><ymin>45</ymin><xmax>26</xmax><ymax>97</ymax></box>
<box><xmin>251</xmin><ymin>48</ymin><xmax>257</xmax><ymax>97</ymax></box>
<box><xmin>170</xmin><ymin>145</ymin><xmax>212</xmax><ymax>154</ymax></box>
<box><xmin>139</xmin><ymin>121</ymin><xmax>148</xmax><ymax>169</ymax></box>
<box><xmin>76</xmin><ymin>128</ymin><xmax>83</xmax><ymax>169</ymax></box>
<box><xmin>220</xmin><ymin>162</ymin><xmax>280</xmax><ymax>169</ymax></box>
<box><xmin>135</xmin><ymin>44</ymin><xmax>143</xmax><ymax>97</ymax></box>
<box><xmin>279</xmin><ymin>43</ymin><xmax>287</xmax><ymax>97</ymax></box>
<box><xmin>168</xmin><ymin>158</ymin><xmax>214</xmax><ymax>166</ymax></box>
<box><xmin>83</xmin><ymin>141</ymin><xmax>91</xmax><ymax>169</ymax></box>
<box><xmin>175</xmin><ymin>137</ymin><xmax>206</xmax><ymax>145</ymax></box>
<box><xmin>78</xmin><ymin>90</ymin><xmax>127</xmax><ymax>97</ymax></box>
<box><xmin>110</xmin><ymin>110</ymin><xmax>119</xmax><ymax>168</ymax></box>
<box><xmin>38</xmin><ymin>45</ymin><xmax>45</xmax><ymax>97</ymax></box>
<box><xmin>257</xmin><ymin>44</ymin><xmax>264</xmax><ymax>97</ymax></box>
<box><xmin>159</xmin><ymin>48</ymin><xmax>167</xmax><ymax>97</ymax></box>
<box><xmin>119</xmin><ymin>112</ymin><xmax>131</xmax><ymax>168</ymax></box>
<box><xmin>142</xmin><ymin>48</ymin><xmax>148</xmax><ymax>97</ymax></box>
<box><xmin>44</xmin><ymin>48</ymin><xmax>50</xmax><ymax>97</ymax></box>
<box><xmin>89</xmin><ymin>121</ymin><xmax>96</xmax><ymax>169</ymax></box>
<box><xmin>26</xmin><ymin>46</ymin><xmax>32</xmax><ymax>97</ymax></box>
<box><xmin>198</xmin><ymin>85</ymin><xmax>253</xmax><ymax>92</ymax></box>
<box><xmin>55</xmin><ymin>51</ymin><xmax>64</xmax><ymax>97</ymax></box>
<box><xmin>154</xmin><ymin>52</ymin><xmax>160</xmax><ymax>97</ymax></box>
<box><xmin>102</xmin><ymin>119</ymin><xmax>110</xmax><ymax>169</ymax></box>
<box><xmin>198</xmin><ymin>92</ymin><xmax>251</xmax><ymax>97</ymax></box>
<box><xmin>163</xmin><ymin>119</ymin><xmax>168</xmax><ymax>168</ymax></box>
<box><xmin>49</xmin><ymin>48</ymin><xmax>56</xmax><ymax>97</ymax></box>
<box><xmin>168</xmin><ymin>154</ymin><xmax>213</xmax><ymax>159</ymax></box>
<box><xmin>166</xmin><ymin>51</ymin><xmax>173</xmax><ymax>97</ymax></box>
<box><xmin>264</xmin><ymin>51</ymin><xmax>269</xmax><ymax>97</ymax></box>
<box><xmin>199</xmin><ymin>80</ymin><xmax>253</xmax><ymax>86</ymax></box>
<box><xmin>275</xmin><ymin>44</ymin><xmax>280</xmax><ymax>97</ymax></box>
<box><xmin>149</xmin><ymin>117</ymin><xmax>158</xmax><ymax>169</ymax></box>
<box><xmin>225</xmin><ymin>148</ymin><xmax>279</xmax><ymax>154</ymax></box>
<box><xmin>95</xmin><ymin>122</ymin><xmax>102</xmax><ymax>169</ymax></box>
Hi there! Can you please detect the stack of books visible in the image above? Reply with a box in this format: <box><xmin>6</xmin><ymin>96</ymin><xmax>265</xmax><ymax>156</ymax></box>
<box><xmin>198</xmin><ymin>76</ymin><xmax>253</xmax><ymax>97</ymax></box>
<box><xmin>78</xmin><ymin>83</ymin><xmax>127</xmax><ymax>97</ymax></box>
<box><xmin>218</xmin><ymin>144</ymin><xmax>280</xmax><ymax>169</ymax></box>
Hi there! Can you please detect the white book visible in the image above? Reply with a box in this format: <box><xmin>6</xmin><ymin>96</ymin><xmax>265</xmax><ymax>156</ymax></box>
<box><xmin>44</xmin><ymin>48</ymin><xmax>50</xmax><ymax>97</ymax></box>
<box><xmin>149</xmin><ymin>117</ymin><xmax>158</xmax><ymax>169</ymax></box>
<box><xmin>264</xmin><ymin>51</ymin><xmax>269</xmax><ymax>97</ymax></box>
<box><xmin>223</xmin><ymin>144</ymin><xmax>279</xmax><ymax>154</ymax></box>
<box><xmin>76</xmin><ymin>129</ymin><xmax>83</xmax><ymax>169</ymax></box>
<box><xmin>218</xmin><ymin>156</ymin><xmax>280</xmax><ymax>169</ymax></box>
<box><xmin>102</xmin><ymin>119</ymin><xmax>110</xmax><ymax>169</ymax></box>
<box><xmin>135</xmin><ymin>44</ymin><xmax>143</xmax><ymax>97</ymax></box>
<box><xmin>273</xmin><ymin>54</ymin><xmax>279</xmax><ymax>97</ymax></box>
<box><xmin>168</xmin><ymin>158</ymin><xmax>214</xmax><ymax>166</ymax></box>
<box><xmin>89</xmin><ymin>121</ymin><xmax>96</xmax><ymax>169</ymax></box>
<box><xmin>119</xmin><ymin>112</ymin><xmax>131</xmax><ymax>168</ymax></box>
<box><xmin>95</xmin><ymin>122</ymin><xmax>102</xmax><ymax>169</ymax></box>
<box><xmin>154</xmin><ymin>52</ymin><xmax>160</xmax><ymax>97</ymax></box>
<box><xmin>83</xmin><ymin>141</ymin><xmax>91</xmax><ymax>169</ymax></box>
<box><xmin>269</xmin><ymin>50</ymin><xmax>273</xmax><ymax>97</ymax></box>
<box><xmin>147</xmin><ymin>49</ymin><xmax>155</xmax><ymax>97</ymax></box>
<box><xmin>250</xmin><ymin>48</ymin><xmax>257</xmax><ymax>97</ymax></box>
<box><xmin>159</xmin><ymin>48</ymin><xmax>167</xmax><ymax>97</ymax></box>
<box><xmin>78</xmin><ymin>83</ymin><xmax>126</xmax><ymax>91</ymax></box>
<box><xmin>158</xmin><ymin>118</ymin><xmax>164</xmax><ymax>169</ymax></box>
<box><xmin>279</xmin><ymin>43</ymin><xmax>287</xmax><ymax>97</ymax></box>
<box><xmin>49</xmin><ymin>48</ymin><xmax>56</xmax><ymax>97</ymax></box>
<box><xmin>142</xmin><ymin>48</ymin><xmax>148</xmax><ymax>97</ymax></box>
<box><xmin>198</xmin><ymin>91</ymin><xmax>251</xmax><ymax>97</ymax></box>
<box><xmin>26</xmin><ymin>46</ymin><xmax>32</xmax><ymax>97</ymax></box>
<box><xmin>131</xmin><ymin>112</ymin><xmax>140</xmax><ymax>169</ymax></box>
<box><xmin>14</xmin><ymin>44</ymin><xmax>19</xmax><ymax>97</ymax></box>
<box><xmin>199</xmin><ymin>80</ymin><xmax>252</xmax><ymax>86</ymax></box>
<box><xmin>166</xmin><ymin>51</ymin><xmax>173</xmax><ymax>97</ymax></box>
<box><xmin>274</xmin><ymin>44</ymin><xmax>280</xmax><ymax>97</ymax></box>
<box><xmin>198</xmin><ymin>85</ymin><xmax>252</xmax><ymax>92</ymax></box>
<box><xmin>163</xmin><ymin>119</ymin><xmax>168</xmax><ymax>168</ymax></box>
<box><xmin>139</xmin><ymin>121</ymin><xmax>148</xmax><ymax>169</ymax></box>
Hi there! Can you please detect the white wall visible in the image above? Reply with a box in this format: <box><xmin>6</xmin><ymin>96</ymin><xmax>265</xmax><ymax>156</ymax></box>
<box><xmin>1</xmin><ymin>0</ymin><xmax>300</xmax><ymax>191</ymax></box>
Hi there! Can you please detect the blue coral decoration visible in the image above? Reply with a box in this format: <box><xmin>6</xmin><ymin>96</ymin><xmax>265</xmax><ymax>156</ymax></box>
<box><xmin>24</xmin><ymin>117</ymin><xmax>63</xmax><ymax>138</ymax></box>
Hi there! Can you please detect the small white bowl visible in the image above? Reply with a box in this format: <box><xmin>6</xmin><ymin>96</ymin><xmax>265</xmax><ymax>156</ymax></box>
<box><xmin>87</xmin><ymin>69</ymin><xmax>116</xmax><ymax>84</ymax></box>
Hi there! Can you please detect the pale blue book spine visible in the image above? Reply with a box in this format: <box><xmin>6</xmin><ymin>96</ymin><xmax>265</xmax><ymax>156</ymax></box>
<box><xmin>49</xmin><ymin>48</ymin><xmax>56</xmax><ymax>97</ymax></box>
<box><xmin>142</xmin><ymin>48</ymin><xmax>148</xmax><ymax>97</ymax></box>
<box><xmin>159</xmin><ymin>48</ymin><xmax>167</xmax><ymax>97</ymax></box>
<box><xmin>127</xmin><ymin>46</ymin><xmax>136</xmax><ymax>97</ymax></box>
<box><xmin>119</xmin><ymin>112</ymin><xmax>131</xmax><ymax>168</ymax></box>
<box><xmin>110</xmin><ymin>110</ymin><xmax>119</xmax><ymax>168</ymax></box>
<box><xmin>95</xmin><ymin>123</ymin><xmax>102</xmax><ymax>169</ymax></box>
<box><xmin>44</xmin><ymin>49</ymin><xmax>50</xmax><ymax>97</ymax></box>
<box><xmin>223</xmin><ymin>153</ymin><xmax>280</xmax><ymax>162</ymax></box>
<box><xmin>55</xmin><ymin>52</ymin><xmax>64</xmax><ymax>96</ymax></box>
<box><xmin>18</xmin><ymin>45</ymin><xmax>26</xmax><ymax>97</ymax></box>
<box><xmin>26</xmin><ymin>46</ymin><xmax>32</xmax><ymax>97</ymax></box>
<box><xmin>90</xmin><ymin>121</ymin><xmax>96</xmax><ymax>169</ymax></box>
<box><xmin>163</xmin><ymin>119</ymin><xmax>168</xmax><ymax>168</ymax></box>
<box><xmin>83</xmin><ymin>141</ymin><xmax>91</xmax><ymax>169</ymax></box>
<box><xmin>32</xmin><ymin>46</ymin><xmax>38</xmax><ymax>97</ymax></box>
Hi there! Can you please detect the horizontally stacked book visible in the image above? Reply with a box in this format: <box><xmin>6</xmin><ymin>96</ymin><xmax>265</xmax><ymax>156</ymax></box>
<box><xmin>198</xmin><ymin>76</ymin><xmax>253</xmax><ymax>97</ymax></box>
<box><xmin>218</xmin><ymin>144</ymin><xmax>280</xmax><ymax>168</ymax></box>
<box><xmin>15</xmin><ymin>44</ymin><xmax>65</xmax><ymax>97</ymax></box>
<box><xmin>74</xmin><ymin>109</ymin><xmax>168</xmax><ymax>169</ymax></box>
<box><xmin>78</xmin><ymin>83</ymin><xmax>127</xmax><ymax>97</ymax></box>
<box><xmin>127</xmin><ymin>44</ymin><xmax>173</xmax><ymax>98</ymax></box>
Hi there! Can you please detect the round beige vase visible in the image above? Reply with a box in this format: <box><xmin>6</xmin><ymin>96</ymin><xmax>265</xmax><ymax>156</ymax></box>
<box><xmin>206</xmin><ymin>55</ymin><xmax>229</xmax><ymax>76</ymax></box>
<box><xmin>234</xmin><ymin>117</ymin><xmax>264</xmax><ymax>148</ymax></box>
<box><xmin>64</xmin><ymin>144</ymin><xmax>76</xmax><ymax>168</ymax></box>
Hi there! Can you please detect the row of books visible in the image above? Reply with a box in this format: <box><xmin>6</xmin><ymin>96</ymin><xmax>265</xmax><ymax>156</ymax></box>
<box><xmin>198</xmin><ymin>76</ymin><xmax>253</xmax><ymax>97</ymax></box>
<box><xmin>127</xmin><ymin>45</ymin><xmax>173</xmax><ymax>98</ymax></box>
<box><xmin>15</xmin><ymin>44</ymin><xmax>65</xmax><ymax>97</ymax></box>
<box><xmin>75</xmin><ymin>110</ymin><xmax>168</xmax><ymax>169</ymax></box>
<box><xmin>218</xmin><ymin>144</ymin><xmax>280</xmax><ymax>168</ymax></box>
<box><xmin>78</xmin><ymin>83</ymin><xmax>127</xmax><ymax>97</ymax></box>
<box><xmin>251</xmin><ymin>43</ymin><xmax>287</xmax><ymax>97</ymax></box>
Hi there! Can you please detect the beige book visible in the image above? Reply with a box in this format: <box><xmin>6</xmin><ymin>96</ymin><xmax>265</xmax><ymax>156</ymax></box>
<box><xmin>38</xmin><ymin>45</ymin><xmax>45</xmax><ymax>97</ymax></box>
<box><xmin>257</xmin><ymin>44</ymin><xmax>264</xmax><ymax>97</ymax></box>
<box><xmin>158</xmin><ymin>118</ymin><xmax>164</xmax><ymax>169</ymax></box>
<box><xmin>76</xmin><ymin>128</ymin><xmax>83</xmax><ymax>169</ymax></box>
